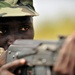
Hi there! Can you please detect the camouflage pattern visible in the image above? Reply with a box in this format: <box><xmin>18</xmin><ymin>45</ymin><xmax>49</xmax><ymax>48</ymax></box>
<box><xmin>0</xmin><ymin>0</ymin><xmax>38</xmax><ymax>17</ymax></box>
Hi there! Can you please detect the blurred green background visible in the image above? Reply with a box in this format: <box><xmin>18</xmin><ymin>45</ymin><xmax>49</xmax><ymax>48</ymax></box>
<box><xmin>33</xmin><ymin>0</ymin><xmax>75</xmax><ymax>40</ymax></box>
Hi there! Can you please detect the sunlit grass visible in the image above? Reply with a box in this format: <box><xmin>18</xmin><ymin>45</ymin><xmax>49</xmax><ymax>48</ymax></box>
<box><xmin>34</xmin><ymin>17</ymin><xmax>75</xmax><ymax>40</ymax></box>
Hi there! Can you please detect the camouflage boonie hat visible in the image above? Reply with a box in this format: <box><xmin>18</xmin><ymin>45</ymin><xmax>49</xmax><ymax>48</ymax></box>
<box><xmin>0</xmin><ymin>0</ymin><xmax>38</xmax><ymax>17</ymax></box>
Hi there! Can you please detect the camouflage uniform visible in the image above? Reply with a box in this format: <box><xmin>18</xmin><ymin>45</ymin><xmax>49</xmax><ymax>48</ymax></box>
<box><xmin>0</xmin><ymin>0</ymin><xmax>38</xmax><ymax>54</ymax></box>
<box><xmin>0</xmin><ymin>0</ymin><xmax>38</xmax><ymax>17</ymax></box>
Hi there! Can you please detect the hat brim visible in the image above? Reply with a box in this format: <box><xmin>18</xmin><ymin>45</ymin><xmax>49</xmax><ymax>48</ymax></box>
<box><xmin>0</xmin><ymin>6</ymin><xmax>39</xmax><ymax>17</ymax></box>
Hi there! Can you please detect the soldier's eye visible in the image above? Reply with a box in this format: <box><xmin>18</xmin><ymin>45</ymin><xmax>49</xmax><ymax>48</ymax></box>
<box><xmin>0</xmin><ymin>30</ymin><xmax>3</xmax><ymax>37</ymax></box>
<box><xmin>19</xmin><ymin>24</ymin><xmax>30</xmax><ymax>33</ymax></box>
<box><xmin>20</xmin><ymin>25</ymin><xmax>30</xmax><ymax>31</ymax></box>
<box><xmin>0</xmin><ymin>25</ymin><xmax>9</xmax><ymax>35</ymax></box>
<box><xmin>21</xmin><ymin>28</ymin><xmax>26</xmax><ymax>31</ymax></box>
<box><xmin>0</xmin><ymin>31</ymin><xmax>2</xmax><ymax>34</ymax></box>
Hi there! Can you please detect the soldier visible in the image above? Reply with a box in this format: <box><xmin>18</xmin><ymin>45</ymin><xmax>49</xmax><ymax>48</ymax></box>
<box><xmin>0</xmin><ymin>0</ymin><xmax>38</xmax><ymax>75</ymax></box>
<box><xmin>0</xmin><ymin>0</ymin><xmax>38</xmax><ymax>50</ymax></box>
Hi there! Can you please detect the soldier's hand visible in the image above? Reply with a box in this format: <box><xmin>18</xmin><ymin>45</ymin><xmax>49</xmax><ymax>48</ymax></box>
<box><xmin>0</xmin><ymin>50</ymin><xmax>6</xmax><ymax>67</ymax></box>
<box><xmin>0</xmin><ymin>59</ymin><xmax>26</xmax><ymax>75</ymax></box>
<box><xmin>53</xmin><ymin>33</ymin><xmax>75</xmax><ymax>75</ymax></box>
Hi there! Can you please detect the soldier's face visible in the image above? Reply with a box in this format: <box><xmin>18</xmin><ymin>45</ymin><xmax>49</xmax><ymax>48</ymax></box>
<box><xmin>0</xmin><ymin>17</ymin><xmax>34</xmax><ymax>50</ymax></box>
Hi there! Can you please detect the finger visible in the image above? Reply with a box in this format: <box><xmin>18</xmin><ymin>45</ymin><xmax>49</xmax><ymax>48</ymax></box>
<box><xmin>2</xmin><ymin>59</ymin><xmax>26</xmax><ymax>70</ymax></box>
<box><xmin>1</xmin><ymin>70</ymin><xmax>14</xmax><ymax>75</ymax></box>
<box><xmin>0</xmin><ymin>51</ymin><xmax>7</xmax><ymax>67</ymax></box>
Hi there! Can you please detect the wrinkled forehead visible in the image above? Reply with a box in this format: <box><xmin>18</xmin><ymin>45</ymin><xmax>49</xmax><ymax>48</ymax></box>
<box><xmin>0</xmin><ymin>16</ymin><xmax>32</xmax><ymax>24</ymax></box>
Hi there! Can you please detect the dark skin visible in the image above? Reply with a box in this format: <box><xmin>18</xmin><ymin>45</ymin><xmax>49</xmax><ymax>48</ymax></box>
<box><xmin>0</xmin><ymin>16</ymin><xmax>34</xmax><ymax>75</ymax></box>
<box><xmin>0</xmin><ymin>16</ymin><xmax>34</xmax><ymax>50</ymax></box>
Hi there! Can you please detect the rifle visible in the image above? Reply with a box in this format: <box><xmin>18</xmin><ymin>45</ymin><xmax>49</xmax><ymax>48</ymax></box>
<box><xmin>6</xmin><ymin>39</ymin><xmax>65</xmax><ymax>75</ymax></box>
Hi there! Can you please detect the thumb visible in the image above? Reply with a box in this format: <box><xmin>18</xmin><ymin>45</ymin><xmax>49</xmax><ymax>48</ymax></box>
<box><xmin>2</xmin><ymin>59</ymin><xmax>26</xmax><ymax>70</ymax></box>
